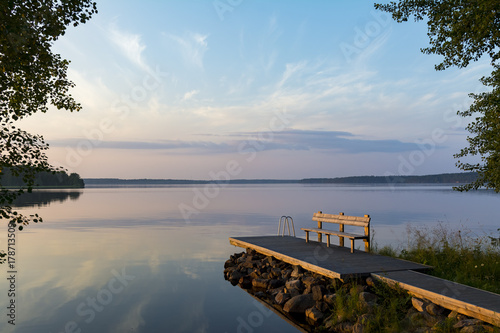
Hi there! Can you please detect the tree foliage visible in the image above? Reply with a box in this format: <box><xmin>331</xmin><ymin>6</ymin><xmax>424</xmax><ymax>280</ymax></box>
<box><xmin>1</xmin><ymin>167</ymin><xmax>84</xmax><ymax>188</ymax></box>
<box><xmin>1</xmin><ymin>0</ymin><xmax>97</xmax><ymax>238</ymax></box>
<box><xmin>374</xmin><ymin>0</ymin><xmax>500</xmax><ymax>192</ymax></box>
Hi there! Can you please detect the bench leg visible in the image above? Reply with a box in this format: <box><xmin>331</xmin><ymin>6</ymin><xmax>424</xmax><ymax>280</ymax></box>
<box><xmin>364</xmin><ymin>239</ymin><xmax>370</xmax><ymax>252</ymax></box>
<box><xmin>350</xmin><ymin>239</ymin><xmax>354</xmax><ymax>253</ymax></box>
<box><xmin>326</xmin><ymin>234</ymin><xmax>330</xmax><ymax>247</ymax></box>
<box><xmin>305</xmin><ymin>231</ymin><xmax>309</xmax><ymax>243</ymax></box>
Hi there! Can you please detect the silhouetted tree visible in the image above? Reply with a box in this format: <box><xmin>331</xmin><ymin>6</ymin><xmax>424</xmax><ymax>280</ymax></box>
<box><xmin>0</xmin><ymin>0</ymin><xmax>97</xmax><ymax>258</ymax></box>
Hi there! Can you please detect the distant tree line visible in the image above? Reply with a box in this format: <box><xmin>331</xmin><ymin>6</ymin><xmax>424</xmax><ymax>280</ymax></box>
<box><xmin>1</xmin><ymin>168</ymin><xmax>84</xmax><ymax>188</ymax></box>
<box><xmin>302</xmin><ymin>172</ymin><xmax>478</xmax><ymax>184</ymax></box>
<box><xmin>83</xmin><ymin>172</ymin><xmax>479</xmax><ymax>186</ymax></box>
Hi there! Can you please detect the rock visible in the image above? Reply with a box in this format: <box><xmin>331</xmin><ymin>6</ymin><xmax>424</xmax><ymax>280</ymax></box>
<box><xmin>288</xmin><ymin>288</ymin><xmax>301</xmax><ymax>298</ymax></box>
<box><xmin>229</xmin><ymin>270</ymin><xmax>244</xmax><ymax>282</ymax></box>
<box><xmin>315</xmin><ymin>300</ymin><xmax>329</xmax><ymax>313</ymax></box>
<box><xmin>303</xmin><ymin>285</ymin><xmax>312</xmax><ymax>295</ymax></box>
<box><xmin>254</xmin><ymin>291</ymin><xmax>266</xmax><ymax>298</ymax></box>
<box><xmin>408</xmin><ymin>312</ymin><xmax>427</xmax><ymax>326</ymax></box>
<box><xmin>275</xmin><ymin>291</ymin><xmax>291</xmax><ymax>305</ymax></box>
<box><xmin>268</xmin><ymin>279</ymin><xmax>284</xmax><ymax>289</ymax></box>
<box><xmin>241</xmin><ymin>261</ymin><xmax>255</xmax><ymax>269</ymax></box>
<box><xmin>419</xmin><ymin>311</ymin><xmax>441</xmax><ymax>327</ymax></box>
<box><xmin>454</xmin><ymin>319</ymin><xmax>484</xmax><ymax>329</ymax></box>
<box><xmin>426</xmin><ymin>302</ymin><xmax>445</xmax><ymax>316</ymax></box>
<box><xmin>312</xmin><ymin>285</ymin><xmax>327</xmax><ymax>301</ymax></box>
<box><xmin>283</xmin><ymin>294</ymin><xmax>315</xmax><ymax>313</ymax></box>
<box><xmin>270</xmin><ymin>267</ymin><xmax>281</xmax><ymax>277</ymax></box>
<box><xmin>412</xmin><ymin>297</ymin><xmax>428</xmax><ymax>312</ymax></box>
<box><xmin>359</xmin><ymin>291</ymin><xmax>378</xmax><ymax>304</ymax></box>
<box><xmin>224</xmin><ymin>265</ymin><xmax>237</xmax><ymax>276</ymax></box>
<box><xmin>236</xmin><ymin>256</ymin><xmax>246</xmax><ymax>264</ymax></box>
<box><xmin>365</xmin><ymin>276</ymin><xmax>378</xmax><ymax>287</ymax></box>
<box><xmin>432</xmin><ymin>319</ymin><xmax>450</xmax><ymax>331</ymax></box>
<box><xmin>224</xmin><ymin>259</ymin><xmax>236</xmax><ymax>268</ymax></box>
<box><xmin>238</xmin><ymin>276</ymin><xmax>252</xmax><ymax>289</ymax></box>
<box><xmin>291</xmin><ymin>265</ymin><xmax>304</xmax><ymax>278</ymax></box>
<box><xmin>285</xmin><ymin>279</ymin><xmax>303</xmax><ymax>291</ymax></box>
<box><xmin>302</xmin><ymin>276</ymin><xmax>317</xmax><ymax>288</ymax></box>
<box><xmin>305</xmin><ymin>307</ymin><xmax>324</xmax><ymax>322</ymax></box>
<box><xmin>334</xmin><ymin>321</ymin><xmax>355</xmax><ymax>333</ymax></box>
<box><xmin>407</xmin><ymin>309</ymin><xmax>440</xmax><ymax>327</ymax></box>
<box><xmin>460</xmin><ymin>326</ymin><xmax>487</xmax><ymax>333</ymax></box>
<box><xmin>281</xmin><ymin>269</ymin><xmax>292</xmax><ymax>280</ymax></box>
<box><xmin>323</xmin><ymin>293</ymin><xmax>337</xmax><ymax>305</ymax></box>
<box><xmin>252</xmin><ymin>278</ymin><xmax>269</xmax><ymax>289</ymax></box>
<box><xmin>482</xmin><ymin>325</ymin><xmax>496</xmax><ymax>333</ymax></box>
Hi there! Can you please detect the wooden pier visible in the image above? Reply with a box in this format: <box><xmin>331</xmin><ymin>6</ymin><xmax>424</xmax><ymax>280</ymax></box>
<box><xmin>229</xmin><ymin>235</ymin><xmax>500</xmax><ymax>327</ymax></box>
<box><xmin>229</xmin><ymin>236</ymin><xmax>430</xmax><ymax>280</ymax></box>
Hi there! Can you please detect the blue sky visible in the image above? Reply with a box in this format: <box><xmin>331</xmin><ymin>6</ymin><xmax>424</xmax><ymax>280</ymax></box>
<box><xmin>19</xmin><ymin>0</ymin><xmax>491</xmax><ymax>179</ymax></box>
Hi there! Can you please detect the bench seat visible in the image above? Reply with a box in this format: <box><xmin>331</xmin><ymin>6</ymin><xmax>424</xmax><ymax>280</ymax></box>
<box><xmin>301</xmin><ymin>228</ymin><xmax>368</xmax><ymax>252</ymax></box>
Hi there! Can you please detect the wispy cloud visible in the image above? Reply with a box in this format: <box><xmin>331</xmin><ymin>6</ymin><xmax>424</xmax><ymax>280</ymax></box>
<box><xmin>260</xmin><ymin>15</ymin><xmax>282</xmax><ymax>72</ymax></box>
<box><xmin>277</xmin><ymin>61</ymin><xmax>308</xmax><ymax>88</ymax></box>
<box><xmin>183</xmin><ymin>90</ymin><xmax>199</xmax><ymax>101</ymax></box>
<box><xmin>231</xmin><ymin>129</ymin><xmax>423</xmax><ymax>153</ymax></box>
<box><xmin>107</xmin><ymin>23</ymin><xmax>150</xmax><ymax>72</ymax></box>
<box><xmin>166</xmin><ymin>32</ymin><xmax>209</xmax><ymax>69</ymax></box>
<box><xmin>50</xmin><ymin>129</ymin><xmax>430</xmax><ymax>155</ymax></box>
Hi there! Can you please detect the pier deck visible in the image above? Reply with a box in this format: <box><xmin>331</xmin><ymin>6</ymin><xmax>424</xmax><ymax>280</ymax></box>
<box><xmin>229</xmin><ymin>236</ymin><xmax>430</xmax><ymax>280</ymax></box>
<box><xmin>229</xmin><ymin>235</ymin><xmax>500</xmax><ymax>326</ymax></box>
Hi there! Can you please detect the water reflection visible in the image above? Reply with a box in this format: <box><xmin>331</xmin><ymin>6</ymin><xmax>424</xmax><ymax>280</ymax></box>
<box><xmin>0</xmin><ymin>185</ymin><xmax>498</xmax><ymax>332</ymax></box>
<box><xmin>11</xmin><ymin>190</ymin><xmax>83</xmax><ymax>208</ymax></box>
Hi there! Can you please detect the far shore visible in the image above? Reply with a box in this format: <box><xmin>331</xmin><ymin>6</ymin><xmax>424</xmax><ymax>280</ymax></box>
<box><xmin>83</xmin><ymin>171</ymin><xmax>478</xmax><ymax>186</ymax></box>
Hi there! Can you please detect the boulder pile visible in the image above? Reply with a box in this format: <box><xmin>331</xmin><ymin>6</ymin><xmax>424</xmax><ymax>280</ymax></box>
<box><xmin>224</xmin><ymin>249</ymin><xmax>498</xmax><ymax>332</ymax></box>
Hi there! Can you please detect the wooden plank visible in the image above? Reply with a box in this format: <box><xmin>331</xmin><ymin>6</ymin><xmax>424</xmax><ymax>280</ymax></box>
<box><xmin>372</xmin><ymin>270</ymin><xmax>500</xmax><ymax>327</ymax></box>
<box><xmin>313</xmin><ymin>212</ymin><xmax>370</xmax><ymax>222</ymax></box>
<box><xmin>301</xmin><ymin>228</ymin><xmax>368</xmax><ymax>239</ymax></box>
<box><xmin>312</xmin><ymin>216</ymin><xmax>370</xmax><ymax>227</ymax></box>
<box><xmin>313</xmin><ymin>212</ymin><xmax>371</xmax><ymax>222</ymax></box>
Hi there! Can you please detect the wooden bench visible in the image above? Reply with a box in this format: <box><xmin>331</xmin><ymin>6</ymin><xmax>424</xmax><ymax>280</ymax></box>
<box><xmin>301</xmin><ymin>211</ymin><xmax>371</xmax><ymax>253</ymax></box>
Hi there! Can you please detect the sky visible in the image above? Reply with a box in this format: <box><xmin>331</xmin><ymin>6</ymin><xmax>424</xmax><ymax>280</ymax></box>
<box><xmin>18</xmin><ymin>0</ymin><xmax>493</xmax><ymax>180</ymax></box>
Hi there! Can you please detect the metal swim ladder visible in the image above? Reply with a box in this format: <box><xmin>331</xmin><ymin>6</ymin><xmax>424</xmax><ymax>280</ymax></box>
<box><xmin>278</xmin><ymin>216</ymin><xmax>295</xmax><ymax>237</ymax></box>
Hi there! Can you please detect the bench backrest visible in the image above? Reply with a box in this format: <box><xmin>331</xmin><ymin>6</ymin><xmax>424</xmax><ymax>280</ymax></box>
<box><xmin>312</xmin><ymin>211</ymin><xmax>370</xmax><ymax>227</ymax></box>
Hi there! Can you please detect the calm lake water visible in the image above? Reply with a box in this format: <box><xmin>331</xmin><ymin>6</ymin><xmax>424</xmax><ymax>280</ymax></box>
<box><xmin>1</xmin><ymin>184</ymin><xmax>499</xmax><ymax>333</ymax></box>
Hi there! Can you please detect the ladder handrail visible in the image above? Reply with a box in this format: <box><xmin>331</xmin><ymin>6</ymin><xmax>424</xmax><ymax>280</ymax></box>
<box><xmin>278</xmin><ymin>216</ymin><xmax>295</xmax><ymax>237</ymax></box>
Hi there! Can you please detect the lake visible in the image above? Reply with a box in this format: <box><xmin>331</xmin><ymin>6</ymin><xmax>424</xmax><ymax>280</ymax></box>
<box><xmin>1</xmin><ymin>184</ymin><xmax>499</xmax><ymax>332</ymax></box>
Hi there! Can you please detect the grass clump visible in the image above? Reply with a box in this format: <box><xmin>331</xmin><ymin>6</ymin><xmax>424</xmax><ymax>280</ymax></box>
<box><xmin>378</xmin><ymin>223</ymin><xmax>500</xmax><ymax>294</ymax></box>
<box><xmin>323</xmin><ymin>279</ymin><xmax>412</xmax><ymax>332</ymax></box>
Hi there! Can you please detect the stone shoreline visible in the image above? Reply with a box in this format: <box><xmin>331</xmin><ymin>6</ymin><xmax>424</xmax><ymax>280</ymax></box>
<box><xmin>224</xmin><ymin>249</ymin><xmax>499</xmax><ymax>332</ymax></box>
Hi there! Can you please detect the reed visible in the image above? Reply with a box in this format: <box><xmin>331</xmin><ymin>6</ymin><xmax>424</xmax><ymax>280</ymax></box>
<box><xmin>376</xmin><ymin>223</ymin><xmax>500</xmax><ymax>294</ymax></box>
